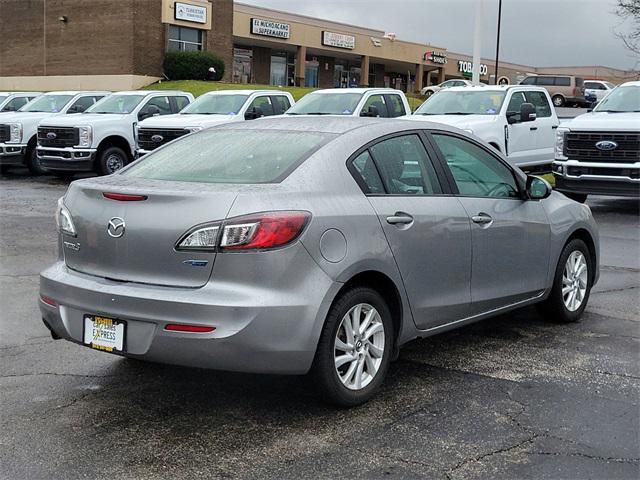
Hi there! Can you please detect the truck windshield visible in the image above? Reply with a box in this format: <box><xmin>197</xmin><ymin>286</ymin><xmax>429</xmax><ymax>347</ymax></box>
<box><xmin>414</xmin><ymin>91</ymin><xmax>506</xmax><ymax>115</ymax></box>
<box><xmin>87</xmin><ymin>95</ymin><xmax>145</xmax><ymax>114</ymax></box>
<box><xmin>286</xmin><ymin>92</ymin><xmax>363</xmax><ymax>115</ymax></box>
<box><xmin>593</xmin><ymin>85</ymin><xmax>640</xmax><ymax>113</ymax></box>
<box><xmin>21</xmin><ymin>95</ymin><xmax>73</xmax><ymax>113</ymax></box>
<box><xmin>181</xmin><ymin>94</ymin><xmax>249</xmax><ymax>115</ymax></box>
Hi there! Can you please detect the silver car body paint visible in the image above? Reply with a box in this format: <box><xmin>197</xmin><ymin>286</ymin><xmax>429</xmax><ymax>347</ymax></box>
<box><xmin>40</xmin><ymin>117</ymin><xmax>599</xmax><ymax>374</ymax></box>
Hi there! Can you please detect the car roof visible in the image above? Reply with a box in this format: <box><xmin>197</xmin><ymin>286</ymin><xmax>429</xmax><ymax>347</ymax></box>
<box><xmin>620</xmin><ymin>80</ymin><xmax>640</xmax><ymax>87</ymax></box>
<box><xmin>112</xmin><ymin>90</ymin><xmax>190</xmax><ymax>96</ymax></box>
<box><xmin>40</xmin><ymin>91</ymin><xmax>110</xmax><ymax>96</ymax></box>
<box><xmin>200</xmin><ymin>89</ymin><xmax>291</xmax><ymax>96</ymax></box>
<box><xmin>309</xmin><ymin>88</ymin><xmax>404</xmax><ymax>94</ymax></box>
<box><xmin>444</xmin><ymin>85</ymin><xmax>548</xmax><ymax>93</ymax></box>
<box><xmin>0</xmin><ymin>91</ymin><xmax>41</xmax><ymax>96</ymax></box>
<box><xmin>213</xmin><ymin>115</ymin><xmax>448</xmax><ymax>135</ymax></box>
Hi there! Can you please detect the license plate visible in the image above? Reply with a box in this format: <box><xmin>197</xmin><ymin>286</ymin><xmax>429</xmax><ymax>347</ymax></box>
<box><xmin>83</xmin><ymin>315</ymin><xmax>125</xmax><ymax>352</ymax></box>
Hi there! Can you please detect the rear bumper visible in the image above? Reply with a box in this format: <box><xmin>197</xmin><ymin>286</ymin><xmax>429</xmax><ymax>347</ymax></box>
<box><xmin>0</xmin><ymin>143</ymin><xmax>26</xmax><ymax>164</ymax></box>
<box><xmin>552</xmin><ymin>160</ymin><xmax>640</xmax><ymax>197</ymax></box>
<box><xmin>38</xmin><ymin>146</ymin><xmax>96</xmax><ymax>172</ymax></box>
<box><xmin>39</xmin><ymin>256</ymin><xmax>339</xmax><ymax>375</ymax></box>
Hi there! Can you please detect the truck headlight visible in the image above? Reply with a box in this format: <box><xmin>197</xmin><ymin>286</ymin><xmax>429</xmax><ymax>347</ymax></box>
<box><xmin>77</xmin><ymin>126</ymin><xmax>92</xmax><ymax>148</ymax></box>
<box><xmin>8</xmin><ymin>123</ymin><xmax>22</xmax><ymax>143</ymax></box>
<box><xmin>555</xmin><ymin>127</ymin><xmax>569</xmax><ymax>160</ymax></box>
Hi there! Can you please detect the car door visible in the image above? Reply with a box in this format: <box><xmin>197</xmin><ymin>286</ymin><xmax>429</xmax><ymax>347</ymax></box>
<box><xmin>350</xmin><ymin>132</ymin><xmax>472</xmax><ymax>329</ymax></box>
<box><xmin>524</xmin><ymin>90</ymin><xmax>557</xmax><ymax>164</ymax></box>
<box><xmin>503</xmin><ymin>90</ymin><xmax>538</xmax><ymax>166</ymax></box>
<box><xmin>430</xmin><ymin>132</ymin><xmax>550</xmax><ymax>315</ymax></box>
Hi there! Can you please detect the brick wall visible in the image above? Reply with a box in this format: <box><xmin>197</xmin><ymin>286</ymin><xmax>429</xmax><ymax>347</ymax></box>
<box><xmin>0</xmin><ymin>0</ymin><xmax>46</xmax><ymax>76</ymax></box>
<box><xmin>133</xmin><ymin>0</ymin><xmax>165</xmax><ymax>77</ymax></box>
<box><xmin>318</xmin><ymin>56</ymin><xmax>335</xmax><ymax>88</ymax></box>
<box><xmin>206</xmin><ymin>0</ymin><xmax>233</xmax><ymax>82</ymax></box>
<box><xmin>252</xmin><ymin>46</ymin><xmax>271</xmax><ymax>85</ymax></box>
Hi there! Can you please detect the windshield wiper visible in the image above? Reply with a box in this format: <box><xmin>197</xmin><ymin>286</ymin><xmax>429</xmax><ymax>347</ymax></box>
<box><xmin>597</xmin><ymin>110</ymin><xmax>633</xmax><ymax>113</ymax></box>
<box><xmin>300</xmin><ymin>112</ymin><xmax>331</xmax><ymax>115</ymax></box>
<box><xmin>442</xmin><ymin>112</ymin><xmax>474</xmax><ymax>115</ymax></box>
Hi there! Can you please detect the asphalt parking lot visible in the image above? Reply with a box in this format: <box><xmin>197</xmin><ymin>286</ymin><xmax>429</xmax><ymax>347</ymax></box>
<box><xmin>1</xmin><ymin>169</ymin><xmax>638</xmax><ymax>480</ymax></box>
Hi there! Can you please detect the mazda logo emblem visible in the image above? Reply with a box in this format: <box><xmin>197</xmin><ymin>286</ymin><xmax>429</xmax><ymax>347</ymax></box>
<box><xmin>151</xmin><ymin>134</ymin><xmax>164</xmax><ymax>143</ymax></box>
<box><xmin>595</xmin><ymin>140</ymin><xmax>618</xmax><ymax>151</ymax></box>
<box><xmin>46</xmin><ymin>132</ymin><xmax>57</xmax><ymax>140</ymax></box>
<box><xmin>107</xmin><ymin>217</ymin><xmax>126</xmax><ymax>238</ymax></box>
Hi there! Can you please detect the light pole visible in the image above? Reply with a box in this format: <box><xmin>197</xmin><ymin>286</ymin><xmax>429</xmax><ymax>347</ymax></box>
<box><xmin>471</xmin><ymin>0</ymin><xmax>483</xmax><ymax>85</ymax></box>
<box><xmin>494</xmin><ymin>0</ymin><xmax>503</xmax><ymax>84</ymax></box>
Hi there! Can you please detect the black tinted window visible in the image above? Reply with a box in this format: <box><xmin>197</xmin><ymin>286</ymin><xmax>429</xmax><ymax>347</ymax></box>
<box><xmin>351</xmin><ymin>150</ymin><xmax>385</xmax><ymax>194</ymax></box>
<box><xmin>68</xmin><ymin>96</ymin><xmax>98</xmax><ymax>113</ymax></box>
<box><xmin>362</xmin><ymin>95</ymin><xmax>389</xmax><ymax>117</ymax></box>
<box><xmin>385</xmin><ymin>95</ymin><xmax>406</xmax><ymax>117</ymax></box>
<box><xmin>248</xmin><ymin>96</ymin><xmax>275</xmax><ymax>116</ymax></box>
<box><xmin>370</xmin><ymin>135</ymin><xmax>441</xmax><ymax>195</ymax></box>
<box><xmin>537</xmin><ymin>77</ymin><xmax>555</xmax><ymax>86</ymax></box>
<box><xmin>433</xmin><ymin>134</ymin><xmax>519</xmax><ymax>198</ymax></box>
<box><xmin>1</xmin><ymin>96</ymin><xmax>28</xmax><ymax>112</ymax></box>
<box><xmin>524</xmin><ymin>91</ymin><xmax>552</xmax><ymax>117</ymax></box>
<box><xmin>521</xmin><ymin>77</ymin><xmax>536</xmax><ymax>85</ymax></box>
<box><xmin>272</xmin><ymin>95</ymin><xmax>291</xmax><ymax>114</ymax></box>
<box><xmin>145</xmin><ymin>96</ymin><xmax>172</xmax><ymax>115</ymax></box>
<box><xmin>555</xmin><ymin>77</ymin><xmax>571</xmax><ymax>86</ymax></box>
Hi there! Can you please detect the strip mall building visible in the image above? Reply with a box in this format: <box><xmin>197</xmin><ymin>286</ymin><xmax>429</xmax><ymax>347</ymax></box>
<box><xmin>0</xmin><ymin>0</ymin><xmax>637</xmax><ymax>91</ymax></box>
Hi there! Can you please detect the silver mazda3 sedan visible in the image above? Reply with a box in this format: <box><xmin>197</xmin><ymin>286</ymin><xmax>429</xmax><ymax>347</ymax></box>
<box><xmin>40</xmin><ymin>117</ymin><xmax>599</xmax><ymax>406</ymax></box>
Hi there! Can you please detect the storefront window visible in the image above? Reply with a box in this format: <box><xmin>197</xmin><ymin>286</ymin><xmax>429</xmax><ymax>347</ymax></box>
<box><xmin>305</xmin><ymin>60</ymin><xmax>319</xmax><ymax>88</ymax></box>
<box><xmin>270</xmin><ymin>55</ymin><xmax>287</xmax><ymax>86</ymax></box>
<box><xmin>168</xmin><ymin>25</ymin><xmax>203</xmax><ymax>51</ymax></box>
<box><xmin>334</xmin><ymin>61</ymin><xmax>361</xmax><ymax>88</ymax></box>
<box><xmin>233</xmin><ymin>47</ymin><xmax>252</xmax><ymax>84</ymax></box>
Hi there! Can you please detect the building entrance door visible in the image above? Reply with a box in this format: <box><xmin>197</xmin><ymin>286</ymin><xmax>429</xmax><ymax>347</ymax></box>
<box><xmin>270</xmin><ymin>55</ymin><xmax>287</xmax><ymax>86</ymax></box>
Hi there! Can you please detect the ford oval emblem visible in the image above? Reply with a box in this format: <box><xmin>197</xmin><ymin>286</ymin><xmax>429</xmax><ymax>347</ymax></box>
<box><xmin>595</xmin><ymin>140</ymin><xmax>618</xmax><ymax>151</ymax></box>
<box><xmin>46</xmin><ymin>132</ymin><xmax>57</xmax><ymax>140</ymax></box>
<box><xmin>151</xmin><ymin>134</ymin><xmax>164</xmax><ymax>143</ymax></box>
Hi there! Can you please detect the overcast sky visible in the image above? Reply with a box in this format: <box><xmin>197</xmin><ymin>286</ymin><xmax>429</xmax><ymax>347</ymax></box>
<box><xmin>240</xmin><ymin>0</ymin><xmax>639</xmax><ymax>70</ymax></box>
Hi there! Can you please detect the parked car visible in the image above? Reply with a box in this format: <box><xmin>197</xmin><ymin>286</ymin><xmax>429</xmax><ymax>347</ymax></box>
<box><xmin>0</xmin><ymin>92</ymin><xmax>41</xmax><ymax>114</ymax></box>
<box><xmin>584</xmin><ymin>80</ymin><xmax>616</xmax><ymax>102</ymax></box>
<box><xmin>420</xmin><ymin>79</ymin><xmax>472</xmax><ymax>98</ymax></box>
<box><xmin>284</xmin><ymin>88</ymin><xmax>410</xmax><ymax>117</ymax></box>
<box><xmin>520</xmin><ymin>75</ymin><xmax>586</xmax><ymax>107</ymax></box>
<box><xmin>40</xmin><ymin>117</ymin><xmax>599</xmax><ymax>406</ymax></box>
<box><xmin>37</xmin><ymin>90</ymin><xmax>193</xmax><ymax>176</ymax></box>
<box><xmin>0</xmin><ymin>91</ymin><xmax>109</xmax><ymax>174</ymax></box>
<box><xmin>403</xmin><ymin>85</ymin><xmax>559</xmax><ymax>171</ymax></box>
<box><xmin>136</xmin><ymin>90</ymin><xmax>294</xmax><ymax>156</ymax></box>
<box><xmin>553</xmin><ymin>80</ymin><xmax>640</xmax><ymax>202</ymax></box>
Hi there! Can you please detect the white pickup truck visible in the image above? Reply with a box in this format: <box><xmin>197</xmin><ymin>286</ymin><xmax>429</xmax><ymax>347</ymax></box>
<box><xmin>0</xmin><ymin>91</ymin><xmax>109</xmax><ymax>174</ymax></box>
<box><xmin>38</xmin><ymin>90</ymin><xmax>193</xmax><ymax>176</ymax></box>
<box><xmin>553</xmin><ymin>81</ymin><xmax>640</xmax><ymax>202</ymax></box>
<box><xmin>403</xmin><ymin>85</ymin><xmax>560</xmax><ymax>171</ymax></box>
<box><xmin>284</xmin><ymin>88</ymin><xmax>411</xmax><ymax>118</ymax></box>
<box><xmin>136</xmin><ymin>90</ymin><xmax>294</xmax><ymax>156</ymax></box>
<box><xmin>0</xmin><ymin>92</ymin><xmax>41</xmax><ymax>114</ymax></box>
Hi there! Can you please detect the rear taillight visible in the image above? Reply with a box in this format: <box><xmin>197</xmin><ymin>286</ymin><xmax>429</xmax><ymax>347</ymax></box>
<box><xmin>103</xmin><ymin>192</ymin><xmax>148</xmax><ymax>201</ymax></box>
<box><xmin>165</xmin><ymin>324</ymin><xmax>215</xmax><ymax>333</ymax></box>
<box><xmin>56</xmin><ymin>198</ymin><xmax>76</xmax><ymax>237</ymax></box>
<box><xmin>176</xmin><ymin>211</ymin><xmax>310</xmax><ymax>252</ymax></box>
<box><xmin>40</xmin><ymin>295</ymin><xmax>57</xmax><ymax>307</ymax></box>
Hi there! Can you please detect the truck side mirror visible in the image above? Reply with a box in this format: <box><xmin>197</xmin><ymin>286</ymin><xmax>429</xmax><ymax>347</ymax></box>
<box><xmin>587</xmin><ymin>100</ymin><xmax>599</xmax><ymax>113</ymax></box>
<box><xmin>360</xmin><ymin>106</ymin><xmax>379</xmax><ymax>117</ymax></box>
<box><xmin>245</xmin><ymin>106</ymin><xmax>263</xmax><ymax>120</ymax></box>
<box><xmin>520</xmin><ymin>102</ymin><xmax>536</xmax><ymax>122</ymax></box>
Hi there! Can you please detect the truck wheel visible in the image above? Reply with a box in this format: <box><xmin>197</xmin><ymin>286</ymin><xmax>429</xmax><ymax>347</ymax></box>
<box><xmin>565</xmin><ymin>193</ymin><xmax>587</xmax><ymax>203</ymax></box>
<box><xmin>98</xmin><ymin>146</ymin><xmax>128</xmax><ymax>175</ymax></box>
<box><xmin>537</xmin><ymin>239</ymin><xmax>592</xmax><ymax>323</ymax></box>
<box><xmin>26</xmin><ymin>146</ymin><xmax>47</xmax><ymax>175</ymax></box>
<box><xmin>552</xmin><ymin>95</ymin><xmax>565</xmax><ymax>107</ymax></box>
<box><xmin>310</xmin><ymin>286</ymin><xmax>394</xmax><ymax>407</ymax></box>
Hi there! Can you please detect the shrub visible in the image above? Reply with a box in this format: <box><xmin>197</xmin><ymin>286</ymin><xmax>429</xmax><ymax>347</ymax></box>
<box><xmin>163</xmin><ymin>51</ymin><xmax>225</xmax><ymax>81</ymax></box>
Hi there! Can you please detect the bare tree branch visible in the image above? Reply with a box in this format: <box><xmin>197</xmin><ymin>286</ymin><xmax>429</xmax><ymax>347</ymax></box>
<box><xmin>615</xmin><ymin>0</ymin><xmax>640</xmax><ymax>54</ymax></box>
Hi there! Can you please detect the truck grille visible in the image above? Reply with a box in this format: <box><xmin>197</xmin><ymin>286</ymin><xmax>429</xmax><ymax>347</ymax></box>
<box><xmin>565</xmin><ymin>131</ymin><xmax>640</xmax><ymax>162</ymax></box>
<box><xmin>0</xmin><ymin>124</ymin><xmax>10</xmax><ymax>143</ymax></box>
<box><xmin>38</xmin><ymin>127</ymin><xmax>79</xmax><ymax>147</ymax></box>
<box><xmin>138</xmin><ymin>128</ymin><xmax>188</xmax><ymax>151</ymax></box>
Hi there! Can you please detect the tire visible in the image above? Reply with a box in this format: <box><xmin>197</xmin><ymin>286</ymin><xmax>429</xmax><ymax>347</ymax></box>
<box><xmin>537</xmin><ymin>239</ymin><xmax>592</xmax><ymax>323</ymax></box>
<box><xmin>424</xmin><ymin>90</ymin><xmax>434</xmax><ymax>99</ymax></box>
<box><xmin>552</xmin><ymin>95</ymin><xmax>565</xmax><ymax>107</ymax></box>
<box><xmin>98</xmin><ymin>146</ymin><xmax>128</xmax><ymax>175</ymax></box>
<box><xmin>565</xmin><ymin>192</ymin><xmax>588</xmax><ymax>203</ymax></box>
<box><xmin>26</xmin><ymin>145</ymin><xmax>46</xmax><ymax>175</ymax></box>
<box><xmin>310</xmin><ymin>286</ymin><xmax>394</xmax><ymax>407</ymax></box>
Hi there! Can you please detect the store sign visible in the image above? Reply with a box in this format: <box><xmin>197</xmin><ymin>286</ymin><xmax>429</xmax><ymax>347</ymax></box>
<box><xmin>458</xmin><ymin>60</ymin><xmax>488</xmax><ymax>76</ymax></box>
<box><xmin>424</xmin><ymin>51</ymin><xmax>447</xmax><ymax>64</ymax></box>
<box><xmin>174</xmin><ymin>2</ymin><xmax>207</xmax><ymax>24</ymax></box>
<box><xmin>322</xmin><ymin>31</ymin><xmax>355</xmax><ymax>49</ymax></box>
<box><xmin>250</xmin><ymin>18</ymin><xmax>291</xmax><ymax>39</ymax></box>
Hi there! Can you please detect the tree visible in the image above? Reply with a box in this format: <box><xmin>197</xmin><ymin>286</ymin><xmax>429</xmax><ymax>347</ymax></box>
<box><xmin>616</xmin><ymin>0</ymin><xmax>640</xmax><ymax>54</ymax></box>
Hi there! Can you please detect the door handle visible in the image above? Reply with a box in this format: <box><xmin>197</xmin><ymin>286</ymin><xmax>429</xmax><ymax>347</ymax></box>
<box><xmin>530</xmin><ymin>126</ymin><xmax>538</xmax><ymax>131</ymax></box>
<box><xmin>471</xmin><ymin>213</ymin><xmax>493</xmax><ymax>224</ymax></box>
<box><xmin>386</xmin><ymin>213</ymin><xmax>414</xmax><ymax>225</ymax></box>
<box><xmin>552</xmin><ymin>125</ymin><xmax>559</xmax><ymax>129</ymax></box>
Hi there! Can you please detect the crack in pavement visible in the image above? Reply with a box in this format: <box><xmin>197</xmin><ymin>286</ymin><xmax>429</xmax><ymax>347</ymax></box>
<box><xmin>529</xmin><ymin>451</ymin><xmax>640</xmax><ymax>465</ymax></box>
<box><xmin>592</xmin><ymin>285</ymin><xmax>640</xmax><ymax>295</ymax></box>
<box><xmin>0</xmin><ymin>372</ymin><xmax>123</xmax><ymax>379</ymax></box>
<box><xmin>570</xmin><ymin>366</ymin><xmax>640</xmax><ymax>381</ymax></box>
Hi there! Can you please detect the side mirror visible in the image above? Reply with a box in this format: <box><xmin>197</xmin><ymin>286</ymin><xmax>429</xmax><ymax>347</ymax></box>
<box><xmin>506</xmin><ymin>111</ymin><xmax>518</xmax><ymax>124</ymax></box>
<box><xmin>587</xmin><ymin>100</ymin><xmax>598</xmax><ymax>113</ymax></box>
<box><xmin>244</xmin><ymin>106</ymin><xmax>264</xmax><ymax>120</ymax></box>
<box><xmin>520</xmin><ymin>102</ymin><xmax>536</xmax><ymax>122</ymax></box>
<box><xmin>526</xmin><ymin>175</ymin><xmax>552</xmax><ymax>200</ymax></box>
<box><xmin>360</xmin><ymin>105</ymin><xmax>379</xmax><ymax>117</ymax></box>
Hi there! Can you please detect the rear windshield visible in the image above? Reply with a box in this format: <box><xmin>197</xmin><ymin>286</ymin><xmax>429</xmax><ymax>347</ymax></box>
<box><xmin>122</xmin><ymin>129</ymin><xmax>333</xmax><ymax>184</ymax></box>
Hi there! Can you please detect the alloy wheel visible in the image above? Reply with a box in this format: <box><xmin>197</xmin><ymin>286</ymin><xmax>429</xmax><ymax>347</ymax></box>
<box><xmin>562</xmin><ymin>251</ymin><xmax>588</xmax><ymax>312</ymax></box>
<box><xmin>334</xmin><ymin>303</ymin><xmax>385</xmax><ymax>390</ymax></box>
<box><xmin>106</xmin><ymin>153</ymin><xmax>125</xmax><ymax>174</ymax></box>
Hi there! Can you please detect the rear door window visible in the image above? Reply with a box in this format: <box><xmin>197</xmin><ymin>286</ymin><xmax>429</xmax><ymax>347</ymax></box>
<box><xmin>555</xmin><ymin>77</ymin><xmax>571</xmax><ymax>86</ymax></box>
<box><xmin>384</xmin><ymin>94</ymin><xmax>407</xmax><ymax>117</ymax></box>
<box><xmin>362</xmin><ymin>94</ymin><xmax>389</xmax><ymax>117</ymax></box>
<box><xmin>524</xmin><ymin>91</ymin><xmax>552</xmax><ymax>117</ymax></box>
<box><xmin>271</xmin><ymin>95</ymin><xmax>291</xmax><ymax>114</ymax></box>
<box><xmin>123</xmin><ymin>130</ymin><xmax>332</xmax><ymax>184</ymax></box>
<box><xmin>536</xmin><ymin>77</ymin><xmax>555</xmax><ymax>86</ymax></box>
